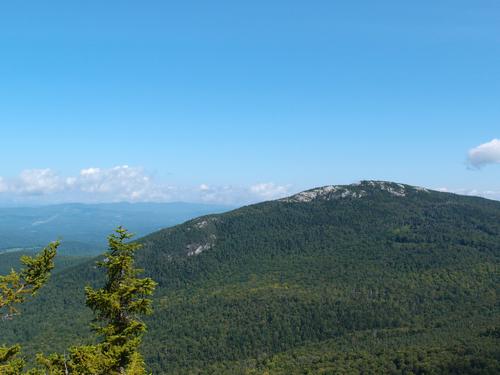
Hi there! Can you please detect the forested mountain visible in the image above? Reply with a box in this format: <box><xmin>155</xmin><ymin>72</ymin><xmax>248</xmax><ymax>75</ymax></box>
<box><xmin>0</xmin><ymin>202</ymin><xmax>231</xmax><ymax>255</ymax></box>
<box><xmin>2</xmin><ymin>181</ymin><xmax>499</xmax><ymax>373</ymax></box>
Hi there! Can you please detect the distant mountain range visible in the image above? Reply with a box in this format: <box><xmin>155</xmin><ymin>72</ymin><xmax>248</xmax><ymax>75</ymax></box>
<box><xmin>0</xmin><ymin>202</ymin><xmax>232</xmax><ymax>255</ymax></box>
<box><xmin>2</xmin><ymin>181</ymin><xmax>499</xmax><ymax>373</ymax></box>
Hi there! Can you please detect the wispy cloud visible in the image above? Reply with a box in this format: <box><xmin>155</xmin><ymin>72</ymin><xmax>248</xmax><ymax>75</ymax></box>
<box><xmin>250</xmin><ymin>183</ymin><xmax>291</xmax><ymax>200</ymax></box>
<box><xmin>435</xmin><ymin>187</ymin><xmax>500</xmax><ymax>201</ymax></box>
<box><xmin>0</xmin><ymin>166</ymin><xmax>292</xmax><ymax>205</ymax></box>
<box><xmin>0</xmin><ymin>177</ymin><xmax>8</xmax><ymax>193</ymax></box>
<box><xmin>195</xmin><ymin>182</ymin><xmax>292</xmax><ymax>204</ymax></box>
<box><xmin>467</xmin><ymin>139</ymin><xmax>500</xmax><ymax>169</ymax></box>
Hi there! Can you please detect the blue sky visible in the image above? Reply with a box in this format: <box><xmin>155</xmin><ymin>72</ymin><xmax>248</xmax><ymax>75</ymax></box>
<box><xmin>0</xmin><ymin>1</ymin><xmax>499</xmax><ymax>204</ymax></box>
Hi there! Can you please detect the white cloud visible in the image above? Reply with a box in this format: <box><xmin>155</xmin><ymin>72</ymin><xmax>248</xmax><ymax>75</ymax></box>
<box><xmin>0</xmin><ymin>166</ymin><xmax>293</xmax><ymax>204</ymax></box>
<box><xmin>80</xmin><ymin>167</ymin><xmax>101</xmax><ymax>176</ymax></box>
<box><xmin>16</xmin><ymin>169</ymin><xmax>64</xmax><ymax>194</ymax></box>
<box><xmin>75</xmin><ymin>165</ymin><xmax>168</xmax><ymax>201</ymax></box>
<box><xmin>467</xmin><ymin>139</ymin><xmax>500</xmax><ymax>168</ymax></box>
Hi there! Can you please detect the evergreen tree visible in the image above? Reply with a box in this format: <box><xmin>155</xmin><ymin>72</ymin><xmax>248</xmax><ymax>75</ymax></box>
<box><xmin>38</xmin><ymin>227</ymin><xmax>157</xmax><ymax>374</ymax></box>
<box><xmin>0</xmin><ymin>242</ymin><xmax>59</xmax><ymax>374</ymax></box>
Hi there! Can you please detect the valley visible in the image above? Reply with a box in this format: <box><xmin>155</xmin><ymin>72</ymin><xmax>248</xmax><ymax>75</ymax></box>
<box><xmin>0</xmin><ymin>202</ymin><xmax>232</xmax><ymax>256</ymax></box>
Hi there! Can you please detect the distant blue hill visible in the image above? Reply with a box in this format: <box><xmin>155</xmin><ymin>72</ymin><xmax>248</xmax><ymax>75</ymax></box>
<box><xmin>0</xmin><ymin>202</ymin><xmax>233</xmax><ymax>255</ymax></box>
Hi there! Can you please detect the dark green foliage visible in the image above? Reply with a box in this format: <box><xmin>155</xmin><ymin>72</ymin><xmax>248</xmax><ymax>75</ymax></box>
<box><xmin>2</xmin><ymin>182</ymin><xmax>499</xmax><ymax>373</ymax></box>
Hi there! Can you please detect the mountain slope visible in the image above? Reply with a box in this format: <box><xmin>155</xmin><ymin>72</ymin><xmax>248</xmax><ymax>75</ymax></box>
<box><xmin>2</xmin><ymin>181</ymin><xmax>499</xmax><ymax>373</ymax></box>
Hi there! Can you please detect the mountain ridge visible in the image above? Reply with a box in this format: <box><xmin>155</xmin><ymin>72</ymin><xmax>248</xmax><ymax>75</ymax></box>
<box><xmin>281</xmin><ymin>180</ymin><xmax>429</xmax><ymax>202</ymax></box>
<box><xmin>2</xmin><ymin>181</ymin><xmax>499</xmax><ymax>373</ymax></box>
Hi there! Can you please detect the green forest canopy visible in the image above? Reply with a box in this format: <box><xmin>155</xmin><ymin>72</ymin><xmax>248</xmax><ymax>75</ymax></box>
<box><xmin>1</xmin><ymin>182</ymin><xmax>499</xmax><ymax>374</ymax></box>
